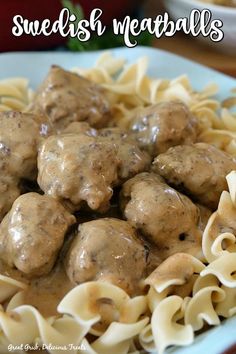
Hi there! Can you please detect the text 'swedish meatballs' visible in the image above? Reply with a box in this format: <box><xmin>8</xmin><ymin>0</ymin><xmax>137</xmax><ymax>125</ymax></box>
<box><xmin>153</xmin><ymin>143</ymin><xmax>236</xmax><ymax>210</ymax></box>
<box><xmin>0</xmin><ymin>193</ymin><xmax>75</xmax><ymax>277</ymax></box>
<box><xmin>130</xmin><ymin>101</ymin><xmax>198</xmax><ymax>157</ymax></box>
<box><xmin>120</xmin><ymin>173</ymin><xmax>204</xmax><ymax>260</ymax></box>
<box><xmin>64</xmin><ymin>218</ymin><xmax>148</xmax><ymax>296</ymax></box>
<box><xmin>37</xmin><ymin>131</ymin><xmax>150</xmax><ymax>212</ymax></box>
<box><xmin>29</xmin><ymin>66</ymin><xmax>112</xmax><ymax>132</ymax></box>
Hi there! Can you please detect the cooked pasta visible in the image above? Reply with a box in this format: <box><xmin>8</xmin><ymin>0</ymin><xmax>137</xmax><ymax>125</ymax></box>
<box><xmin>145</xmin><ymin>253</ymin><xmax>205</xmax><ymax>293</ymax></box>
<box><xmin>184</xmin><ymin>285</ymin><xmax>225</xmax><ymax>330</ymax></box>
<box><xmin>216</xmin><ymin>286</ymin><xmax>236</xmax><ymax>318</ymax></box>
<box><xmin>0</xmin><ymin>52</ymin><xmax>235</xmax><ymax>354</ymax></box>
<box><xmin>151</xmin><ymin>296</ymin><xmax>194</xmax><ymax>354</ymax></box>
<box><xmin>0</xmin><ymin>78</ymin><xmax>33</xmax><ymax>112</ymax></box>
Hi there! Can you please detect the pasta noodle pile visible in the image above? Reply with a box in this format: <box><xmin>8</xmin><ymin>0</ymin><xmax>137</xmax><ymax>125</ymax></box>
<box><xmin>0</xmin><ymin>53</ymin><xmax>235</xmax><ymax>353</ymax></box>
<box><xmin>0</xmin><ymin>78</ymin><xmax>33</xmax><ymax>112</ymax></box>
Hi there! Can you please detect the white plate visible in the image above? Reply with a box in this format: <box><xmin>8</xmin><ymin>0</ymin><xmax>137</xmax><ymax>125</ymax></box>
<box><xmin>0</xmin><ymin>46</ymin><xmax>236</xmax><ymax>354</ymax></box>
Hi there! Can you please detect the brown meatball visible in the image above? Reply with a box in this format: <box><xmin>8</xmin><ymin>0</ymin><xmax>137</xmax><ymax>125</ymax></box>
<box><xmin>63</xmin><ymin>122</ymin><xmax>97</xmax><ymax>136</ymax></box>
<box><xmin>29</xmin><ymin>66</ymin><xmax>111</xmax><ymax>132</ymax></box>
<box><xmin>197</xmin><ymin>204</ymin><xmax>212</xmax><ymax>232</ymax></box>
<box><xmin>63</xmin><ymin>125</ymin><xmax>151</xmax><ymax>180</ymax></box>
<box><xmin>65</xmin><ymin>218</ymin><xmax>148</xmax><ymax>295</ymax></box>
<box><xmin>0</xmin><ymin>175</ymin><xmax>20</xmax><ymax>221</ymax></box>
<box><xmin>153</xmin><ymin>143</ymin><xmax>236</xmax><ymax>210</ymax></box>
<box><xmin>120</xmin><ymin>173</ymin><xmax>203</xmax><ymax>260</ymax></box>
<box><xmin>98</xmin><ymin>128</ymin><xmax>151</xmax><ymax>180</ymax></box>
<box><xmin>0</xmin><ymin>111</ymin><xmax>42</xmax><ymax>180</ymax></box>
<box><xmin>130</xmin><ymin>101</ymin><xmax>198</xmax><ymax>157</ymax></box>
<box><xmin>38</xmin><ymin>133</ymin><xmax>119</xmax><ymax>212</ymax></box>
<box><xmin>38</xmin><ymin>131</ymin><xmax>150</xmax><ymax>212</ymax></box>
<box><xmin>0</xmin><ymin>193</ymin><xmax>75</xmax><ymax>277</ymax></box>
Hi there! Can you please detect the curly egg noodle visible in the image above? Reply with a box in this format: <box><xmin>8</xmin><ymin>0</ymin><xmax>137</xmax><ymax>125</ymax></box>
<box><xmin>0</xmin><ymin>78</ymin><xmax>33</xmax><ymax>112</ymax></box>
<box><xmin>0</xmin><ymin>53</ymin><xmax>236</xmax><ymax>353</ymax></box>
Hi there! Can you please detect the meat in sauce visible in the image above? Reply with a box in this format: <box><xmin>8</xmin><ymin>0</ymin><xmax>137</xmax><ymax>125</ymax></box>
<box><xmin>0</xmin><ymin>175</ymin><xmax>20</xmax><ymax>221</ymax></box>
<box><xmin>153</xmin><ymin>143</ymin><xmax>236</xmax><ymax>210</ymax></box>
<box><xmin>63</xmin><ymin>121</ymin><xmax>97</xmax><ymax>136</ymax></box>
<box><xmin>38</xmin><ymin>133</ymin><xmax>119</xmax><ymax>212</ymax></box>
<box><xmin>120</xmin><ymin>172</ymin><xmax>203</xmax><ymax>260</ymax></box>
<box><xmin>130</xmin><ymin>101</ymin><xmax>198</xmax><ymax>157</ymax></box>
<box><xmin>29</xmin><ymin>66</ymin><xmax>112</xmax><ymax>133</ymax></box>
<box><xmin>38</xmin><ymin>131</ymin><xmax>150</xmax><ymax>212</ymax></box>
<box><xmin>0</xmin><ymin>111</ymin><xmax>42</xmax><ymax>180</ymax></box>
<box><xmin>0</xmin><ymin>192</ymin><xmax>75</xmax><ymax>277</ymax></box>
<box><xmin>65</xmin><ymin>218</ymin><xmax>148</xmax><ymax>295</ymax></box>
<box><xmin>0</xmin><ymin>111</ymin><xmax>45</xmax><ymax>220</ymax></box>
<box><xmin>98</xmin><ymin>127</ymin><xmax>151</xmax><ymax>180</ymax></box>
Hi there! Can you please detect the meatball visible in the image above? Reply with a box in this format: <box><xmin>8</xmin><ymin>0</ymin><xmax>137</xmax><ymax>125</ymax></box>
<box><xmin>65</xmin><ymin>218</ymin><xmax>148</xmax><ymax>295</ymax></box>
<box><xmin>0</xmin><ymin>111</ymin><xmax>42</xmax><ymax>180</ymax></box>
<box><xmin>197</xmin><ymin>204</ymin><xmax>212</xmax><ymax>232</ymax></box>
<box><xmin>63</xmin><ymin>122</ymin><xmax>97</xmax><ymax>136</ymax></box>
<box><xmin>0</xmin><ymin>111</ymin><xmax>43</xmax><ymax>220</ymax></box>
<box><xmin>29</xmin><ymin>66</ymin><xmax>111</xmax><ymax>132</ymax></box>
<box><xmin>0</xmin><ymin>193</ymin><xmax>75</xmax><ymax>277</ymax></box>
<box><xmin>120</xmin><ymin>173</ymin><xmax>203</xmax><ymax>260</ymax></box>
<box><xmin>98</xmin><ymin>128</ymin><xmax>151</xmax><ymax>180</ymax></box>
<box><xmin>38</xmin><ymin>131</ymin><xmax>150</xmax><ymax>212</ymax></box>
<box><xmin>63</xmin><ymin>125</ymin><xmax>151</xmax><ymax>180</ymax></box>
<box><xmin>0</xmin><ymin>175</ymin><xmax>20</xmax><ymax>221</ymax></box>
<box><xmin>38</xmin><ymin>133</ymin><xmax>119</xmax><ymax>212</ymax></box>
<box><xmin>153</xmin><ymin>143</ymin><xmax>236</xmax><ymax>210</ymax></box>
<box><xmin>130</xmin><ymin>101</ymin><xmax>198</xmax><ymax>157</ymax></box>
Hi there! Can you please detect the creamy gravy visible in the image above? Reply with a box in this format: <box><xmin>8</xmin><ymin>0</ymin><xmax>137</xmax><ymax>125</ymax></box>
<box><xmin>0</xmin><ymin>260</ymin><xmax>73</xmax><ymax>317</ymax></box>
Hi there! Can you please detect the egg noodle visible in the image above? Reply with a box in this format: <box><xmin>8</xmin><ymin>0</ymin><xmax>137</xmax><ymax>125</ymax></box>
<box><xmin>0</xmin><ymin>78</ymin><xmax>33</xmax><ymax>112</ymax></box>
<box><xmin>0</xmin><ymin>52</ymin><xmax>235</xmax><ymax>353</ymax></box>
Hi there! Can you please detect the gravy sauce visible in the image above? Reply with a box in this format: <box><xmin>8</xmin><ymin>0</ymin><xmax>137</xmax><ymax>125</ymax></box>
<box><xmin>0</xmin><ymin>260</ymin><xmax>73</xmax><ymax>317</ymax></box>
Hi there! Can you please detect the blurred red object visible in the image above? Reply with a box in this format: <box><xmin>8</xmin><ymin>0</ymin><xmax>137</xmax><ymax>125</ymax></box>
<box><xmin>1</xmin><ymin>0</ymin><xmax>137</xmax><ymax>52</ymax></box>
